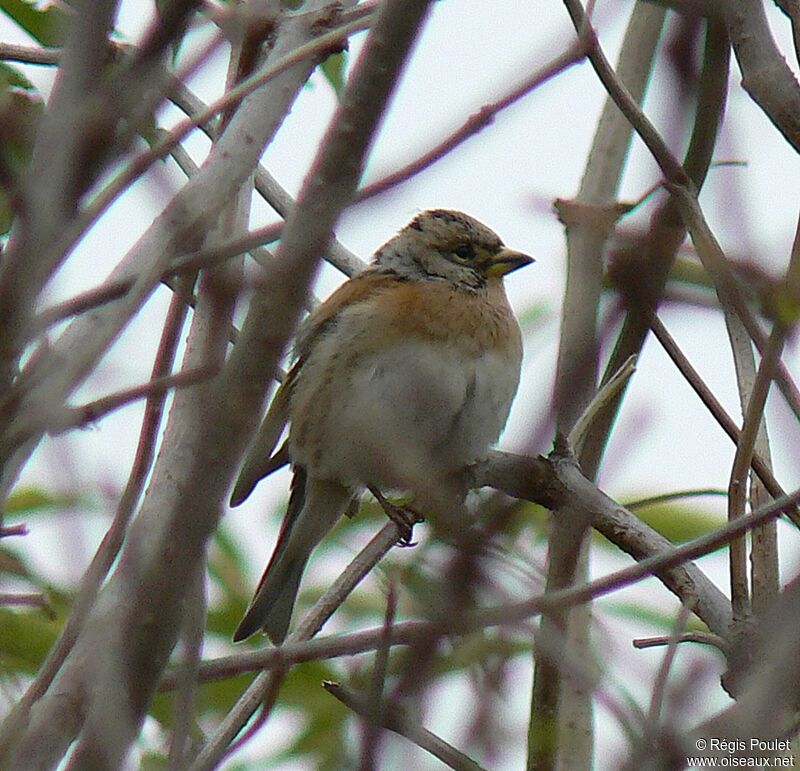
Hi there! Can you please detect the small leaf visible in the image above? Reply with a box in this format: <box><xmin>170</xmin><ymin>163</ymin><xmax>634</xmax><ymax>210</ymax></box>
<box><xmin>0</xmin><ymin>0</ymin><xmax>70</xmax><ymax>47</ymax></box>
<box><xmin>2</xmin><ymin>484</ymin><xmax>81</xmax><ymax>516</ymax></box>
<box><xmin>0</xmin><ymin>606</ymin><xmax>62</xmax><ymax>675</ymax></box>
<box><xmin>516</xmin><ymin>300</ymin><xmax>551</xmax><ymax>331</ymax></box>
<box><xmin>320</xmin><ymin>51</ymin><xmax>346</xmax><ymax>97</ymax></box>
<box><xmin>621</xmin><ymin>495</ymin><xmax>725</xmax><ymax>544</ymax></box>
<box><xmin>150</xmin><ymin>672</ymin><xmax>256</xmax><ymax>725</ymax></box>
<box><xmin>138</xmin><ymin>752</ymin><xmax>170</xmax><ymax>771</ymax></box>
<box><xmin>278</xmin><ymin>662</ymin><xmax>351</xmax><ymax>769</ymax></box>
<box><xmin>607</xmin><ymin>600</ymin><xmax>711</xmax><ymax>634</ymax></box>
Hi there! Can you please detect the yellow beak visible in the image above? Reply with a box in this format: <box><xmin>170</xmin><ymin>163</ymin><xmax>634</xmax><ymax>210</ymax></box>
<box><xmin>486</xmin><ymin>248</ymin><xmax>535</xmax><ymax>277</ymax></box>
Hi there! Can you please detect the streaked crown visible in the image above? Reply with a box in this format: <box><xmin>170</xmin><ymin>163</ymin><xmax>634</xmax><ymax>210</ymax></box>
<box><xmin>373</xmin><ymin>209</ymin><xmax>533</xmax><ymax>289</ymax></box>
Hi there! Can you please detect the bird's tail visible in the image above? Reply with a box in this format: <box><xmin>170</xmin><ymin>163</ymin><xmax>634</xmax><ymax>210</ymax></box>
<box><xmin>234</xmin><ymin>470</ymin><xmax>352</xmax><ymax>643</ymax></box>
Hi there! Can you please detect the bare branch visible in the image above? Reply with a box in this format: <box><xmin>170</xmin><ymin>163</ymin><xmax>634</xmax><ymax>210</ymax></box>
<box><xmin>0</xmin><ymin>523</ymin><xmax>28</xmax><ymax>538</ymax></box>
<box><xmin>0</xmin><ymin>593</ymin><xmax>53</xmax><ymax>616</ymax></box>
<box><xmin>473</xmin><ymin>450</ymin><xmax>733</xmax><ymax>637</ymax></box>
<box><xmin>646</xmin><ymin>604</ymin><xmax>691</xmax><ymax>727</ymax></box>
<box><xmin>325</xmin><ymin>681</ymin><xmax>488</xmax><ymax>771</ymax></box>
<box><xmin>0</xmin><ymin>288</ymin><xmax>191</xmax><ymax>759</ymax></box>
<box><xmin>0</xmin><ymin>4</ymin><xmax>357</xmax><ymax>500</ymax></box>
<box><xmin>474</xmin><ymin>466</ymin><xmax>798</xmax><ymax>631</ymax></box>
<box><xmin>2</xmin><ymin>6</ymin><xmax>347</xmax><ymax>763</ymax></box>
<box><xmin>646</xmin><ymin>310</ymin><xmax>800</xmax><ymax>528</ymax></box>
<box><xmin>168</xmin><ymin>565</ymin><xmax>207</xmax><ymax>769</ymax></box>
<box><xmin>190</xmin><ymin>521</ymin><xmax>404</xmax><ymax>769</ymax></box>
<box><xmin>356</xmin><ymin>39</ymin><xmax>588</xmax><ymax>203</ymax></box>
<box><xmin>0</xmin><ymin>43</ymin><xmax>60</xmax><ymax>65</ymax></box>
<box><xmin>358</xmin><ymin>586</ymin><xmax>396</xmax><ymax>771</ymax></box>
<box><xmin>0</xmin><ymin>2</ymin><xmax>119</xmax><ymax>385</ymax></box>
<box><xmin>722</xmin><ymin>0</ymin><xmax>800</xmax><ymax>153</ymax></box>
<box><xmin>633</xmin><ymin>631</ymin><xmax>729</xmax><ymax>654</ymax></box>
<box><xmin>535</xmin><ymin>6</ymin><xmax>668</xmax><ymax>768</ymax></box>
<box><xmin>578</xmin><ymin>16</ymin><xmax>729</xmax><ymax>472</ymax></box>
<box><xmin>51</xmin><ymin>366</ymin><xmax>216</xmax><ymax>435</ymax></box>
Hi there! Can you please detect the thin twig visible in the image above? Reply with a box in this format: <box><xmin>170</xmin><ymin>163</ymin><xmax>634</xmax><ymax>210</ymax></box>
<box><xmin>52</xmin><ymin>366</ymin><xmax>217</xmax><ymax>435</ymax></box>
<box><xmin>727</xmin><ymin>326</ymin><xmax>785</xmax><ymax>618</ymax></box>
<box><xmin>577</xmin><ymin>19</ymin><xmax>729</xmax><ymax>476</ymax></box>
<box><xmin>647</xmin><ymin>310</ymin><xmax>800</xmax><ymax>529</ymax></box>
<box><xmin>632</xmin><ymin>631</ymin><xmax>729</xmax><ymax>654</ymax></box>
<box><xmin>567</xmin><ymin>354</ymin><xmax>637</xmax><ymax>454</ymax></box>
<box><xmin>189</xmin><ymin>520</ymin><xmax>406</xmax><ymax>770</ymax></box>
<box><xmin>155</xmin><ymin>476</ymin><xmax>800</xmax><ymax>699</ymax></box>
<box><xmin>722</xmin><ymin>0</ymin><xmax>800</xmax><ymax>153</ymax></box>
<box><xmin>477</xmin><ymin>481</ymin><xmax>800</xmax><ymax>630</ymax></box>
<box><xmin>221</xmin><ymin>658</ymin><xmax>287</xmax><ymax>763</ymax></box>
<box><xmin>158</xmin><ymin>621</ymin><xmax>427</xmax><ymax>691</ymax></box>
<box><xmin>168</xmin><ymin>564</ymin><xmax>207</xmax><ymax>770</ymax></box>
<box><xmin>359</xmin><ymin>585</ymin><xmax>396</xmax><ymax>771</ymax></box>
<box><xmin>646</xmin><ymin>604</ymin><xmax>691</xmax><ymax>726</ymax></box>
<box><xmin>61</xmin><ymin>8</ymin><xmax>376</xmax><ymax>269</ymax></box>
<box><xmin>0</xmin><ymin>523</ymin><xmax>28</xmax><ymax>538</ymax></box>
<box><xmin>536</xmin><ymin>5</ymin><xmax>668</xmax><ymax>768</ymax></box>
<box><xmin>169</xmin><ymin>80</ymin><xmax>365</xmax><ymax>276</ymax></box>
<box><xmin>562</xmin><ymin>0</ymin><xmax>687</xmax><ymax>185</ymax></box>
<box><xmin>747</xmin><ymin>210</ymin><xmax>800</xmax><ymax>612</ymax></box>
<box><xmin>325</xmin><ymin>682</ymin><xmax>488</xmax><ymax>771</ymax></box>
<box><xmin>0</xmin><ymin>43</ymin><xmax>60</xmax><ymax>65</ymax></box>
<box><xmin>668</xmin><ymin>182</ymin><xmax>800</xmax><ymax>426</ymax></box>
<box><xmin>194</xmin><ymin>3</ymin><xmax>438</xmax><ymax>760</ymax></box>
<box><xmin>30</xmin><ymin>40</ymin><xmax>582</xmax><ymax>336</ymax></box>
<box><xmin>356</xmin><ymin>39</ymin><xmax>588</xmax><ymax>201</ymax></box>
<box><xmin>0</xmin><ymin>593</ymin><xmax>54</xmax><ymax>617</ymax></box>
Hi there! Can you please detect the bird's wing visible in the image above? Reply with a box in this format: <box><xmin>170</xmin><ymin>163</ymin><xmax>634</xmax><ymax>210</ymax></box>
<box><xmin>230</xmin><ymin>269</ymin><xmax>401</xmax><ymax>506</ymax></box>
<box><xmin>229</xmin><ymin>365</ymin><xmax>297</xmax><ymax>505</ymax></box>
<box><xmin>293</xmin><ymin>268</ymin><xmax>400</xmax><ymax>356</ymax></box>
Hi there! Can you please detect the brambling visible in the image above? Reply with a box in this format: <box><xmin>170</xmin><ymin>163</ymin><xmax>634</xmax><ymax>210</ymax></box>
<box><xmin>231</xmin><ymin>209</ymin><xmax>533</xmax><ymax>643</ymax></box>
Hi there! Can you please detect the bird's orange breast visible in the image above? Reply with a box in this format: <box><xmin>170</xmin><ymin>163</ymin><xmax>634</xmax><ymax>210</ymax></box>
<box><xmin>361</xmin><ymin>278</ymin><xmax>522</xmax><ymax>358</ymax></box>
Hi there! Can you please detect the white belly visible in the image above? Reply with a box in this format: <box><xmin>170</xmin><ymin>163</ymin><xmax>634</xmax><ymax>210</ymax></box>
<box><xmin>294</xmin><ymin>338</ymin><xmax>520</xmax><ymax>491</ymax></box>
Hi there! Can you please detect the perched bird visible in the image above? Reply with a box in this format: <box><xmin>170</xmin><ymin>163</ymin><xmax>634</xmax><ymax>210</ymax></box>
<box><xmin>231</xmin><ymin>209</ymin><xmax>533</xmax><ymax>643</ymax></box>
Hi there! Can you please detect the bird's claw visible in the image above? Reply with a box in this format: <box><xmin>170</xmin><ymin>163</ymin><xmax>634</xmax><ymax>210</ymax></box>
<box><xmin>368</xmin><ymin>486</ymin><xmax>423</xmax><ymax>547</ymax></box>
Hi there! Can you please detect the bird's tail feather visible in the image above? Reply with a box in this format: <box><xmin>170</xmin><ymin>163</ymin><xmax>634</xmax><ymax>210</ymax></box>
<box><xmin>234</xmin><ymin>471</ymin><xmax>352</xmax><ymax>643</ymax></box>
<box><xmin>233</xmin><ymin>554</ymin><xmax>305</xmax><ymax>643</ymax></box>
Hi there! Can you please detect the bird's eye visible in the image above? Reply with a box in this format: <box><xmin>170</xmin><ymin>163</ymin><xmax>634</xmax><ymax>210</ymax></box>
<box><xmin>453</xmin><ymin>244</ymin><xmax>476</xmax><ymax>261</ymax></box>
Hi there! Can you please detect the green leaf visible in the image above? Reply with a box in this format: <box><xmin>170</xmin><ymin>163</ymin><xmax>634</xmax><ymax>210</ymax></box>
<box><xmin>2</xmin><ymin>484</ymin><xmax>82</xmax><ymax>517</ymax></box>
<box><xmin>0</xmin><ymin>0</ymin><xmax>69</xmax><ymax>47</ymax></box>
<box><xmin>208</xmin><ymin>527</ymin><xmax>249</xmax><ymax>598</ymax></box>
<box><xmin>517</xmin><ymin>300</ymin><xmax>552</xmax><ymax>332</ymax></box>
<box><xmin>605</xmin><ymin>599</ymin><xmax>712</xmax><ymax>635</ymax></box>
<box><xmin>277</xmin><ymin>662</ymin><xmax>352</xmax><ymax>769</ymax></box>
<box><xmin>320</xmin><ymin>51</ymin><xmax>346</xmax><ymax>97</ymax></box>
<box><xmin>0</xmin><ymin>60</ymin><xmax>37</xmax><ymax>92</ymax></box>
<box><xmin>624</xmin><ymin>496</ymin><xmax>725</xmax><ymax>544</ymax></box>
<box><xmin>0</xmin><ymin>606</ymin><xmax>64</xmax><ymax>676</ymax></box>
<box><xmin>139</xmin><ymin>752</ymin><xmax>170</xmax><ymax>771</ymax></box>
<box><xmin>150</xmin><ymin>671</ymin><xmax>257</xmax><ymax>726</ymax></box>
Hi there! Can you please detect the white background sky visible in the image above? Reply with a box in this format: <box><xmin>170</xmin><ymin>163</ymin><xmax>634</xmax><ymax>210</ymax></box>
<box><xmin>4</xmin><ymin>1</ymin><xmax>800</xmax><ymax>767</ymax></box>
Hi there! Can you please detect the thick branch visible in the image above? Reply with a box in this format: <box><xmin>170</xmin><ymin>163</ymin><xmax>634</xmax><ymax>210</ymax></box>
<box><xmin>474</xmin><ymin>450</ymin><xmax>733</xmax><ymax>637</ymax></box>
<box><xmin>2</xmin><ymin>4</ymin><xmax>351</xmax><ymax>767</ymax></box>
<box><xmin>722</xmin><ymin>0</ymin><xmax>800</xmax><ymax>154</ymax></box>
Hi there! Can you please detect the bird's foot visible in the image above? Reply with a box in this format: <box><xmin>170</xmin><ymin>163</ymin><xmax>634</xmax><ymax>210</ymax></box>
<box><xmin>368</xmin><ymin>486</ymin><xmax>423</xmax><ymax>546</ymax></box>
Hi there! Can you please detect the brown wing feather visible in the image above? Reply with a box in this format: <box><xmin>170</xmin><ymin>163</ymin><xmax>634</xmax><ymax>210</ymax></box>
<box><xmin>293</xmin><ymin>269</ymin><xmax>402</xmax><ymax>358</ymax></box>
<box><xmin>231</xmin><ymin>270</ymin><xmax>402</xmax><ymax>506</ymax></box>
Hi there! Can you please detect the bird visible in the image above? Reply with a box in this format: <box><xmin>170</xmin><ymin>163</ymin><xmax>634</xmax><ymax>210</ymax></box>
<box><xmin>231</xmin><ymin>209</ymin><xmax>533</xmax><ymax>643</ymax></box>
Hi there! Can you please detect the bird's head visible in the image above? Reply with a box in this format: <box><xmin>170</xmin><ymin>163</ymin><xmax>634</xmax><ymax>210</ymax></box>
<box><xmin>374</xmin><ymin>209</ymin><xmax>534</xmax><ymax>290</ymax></box>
